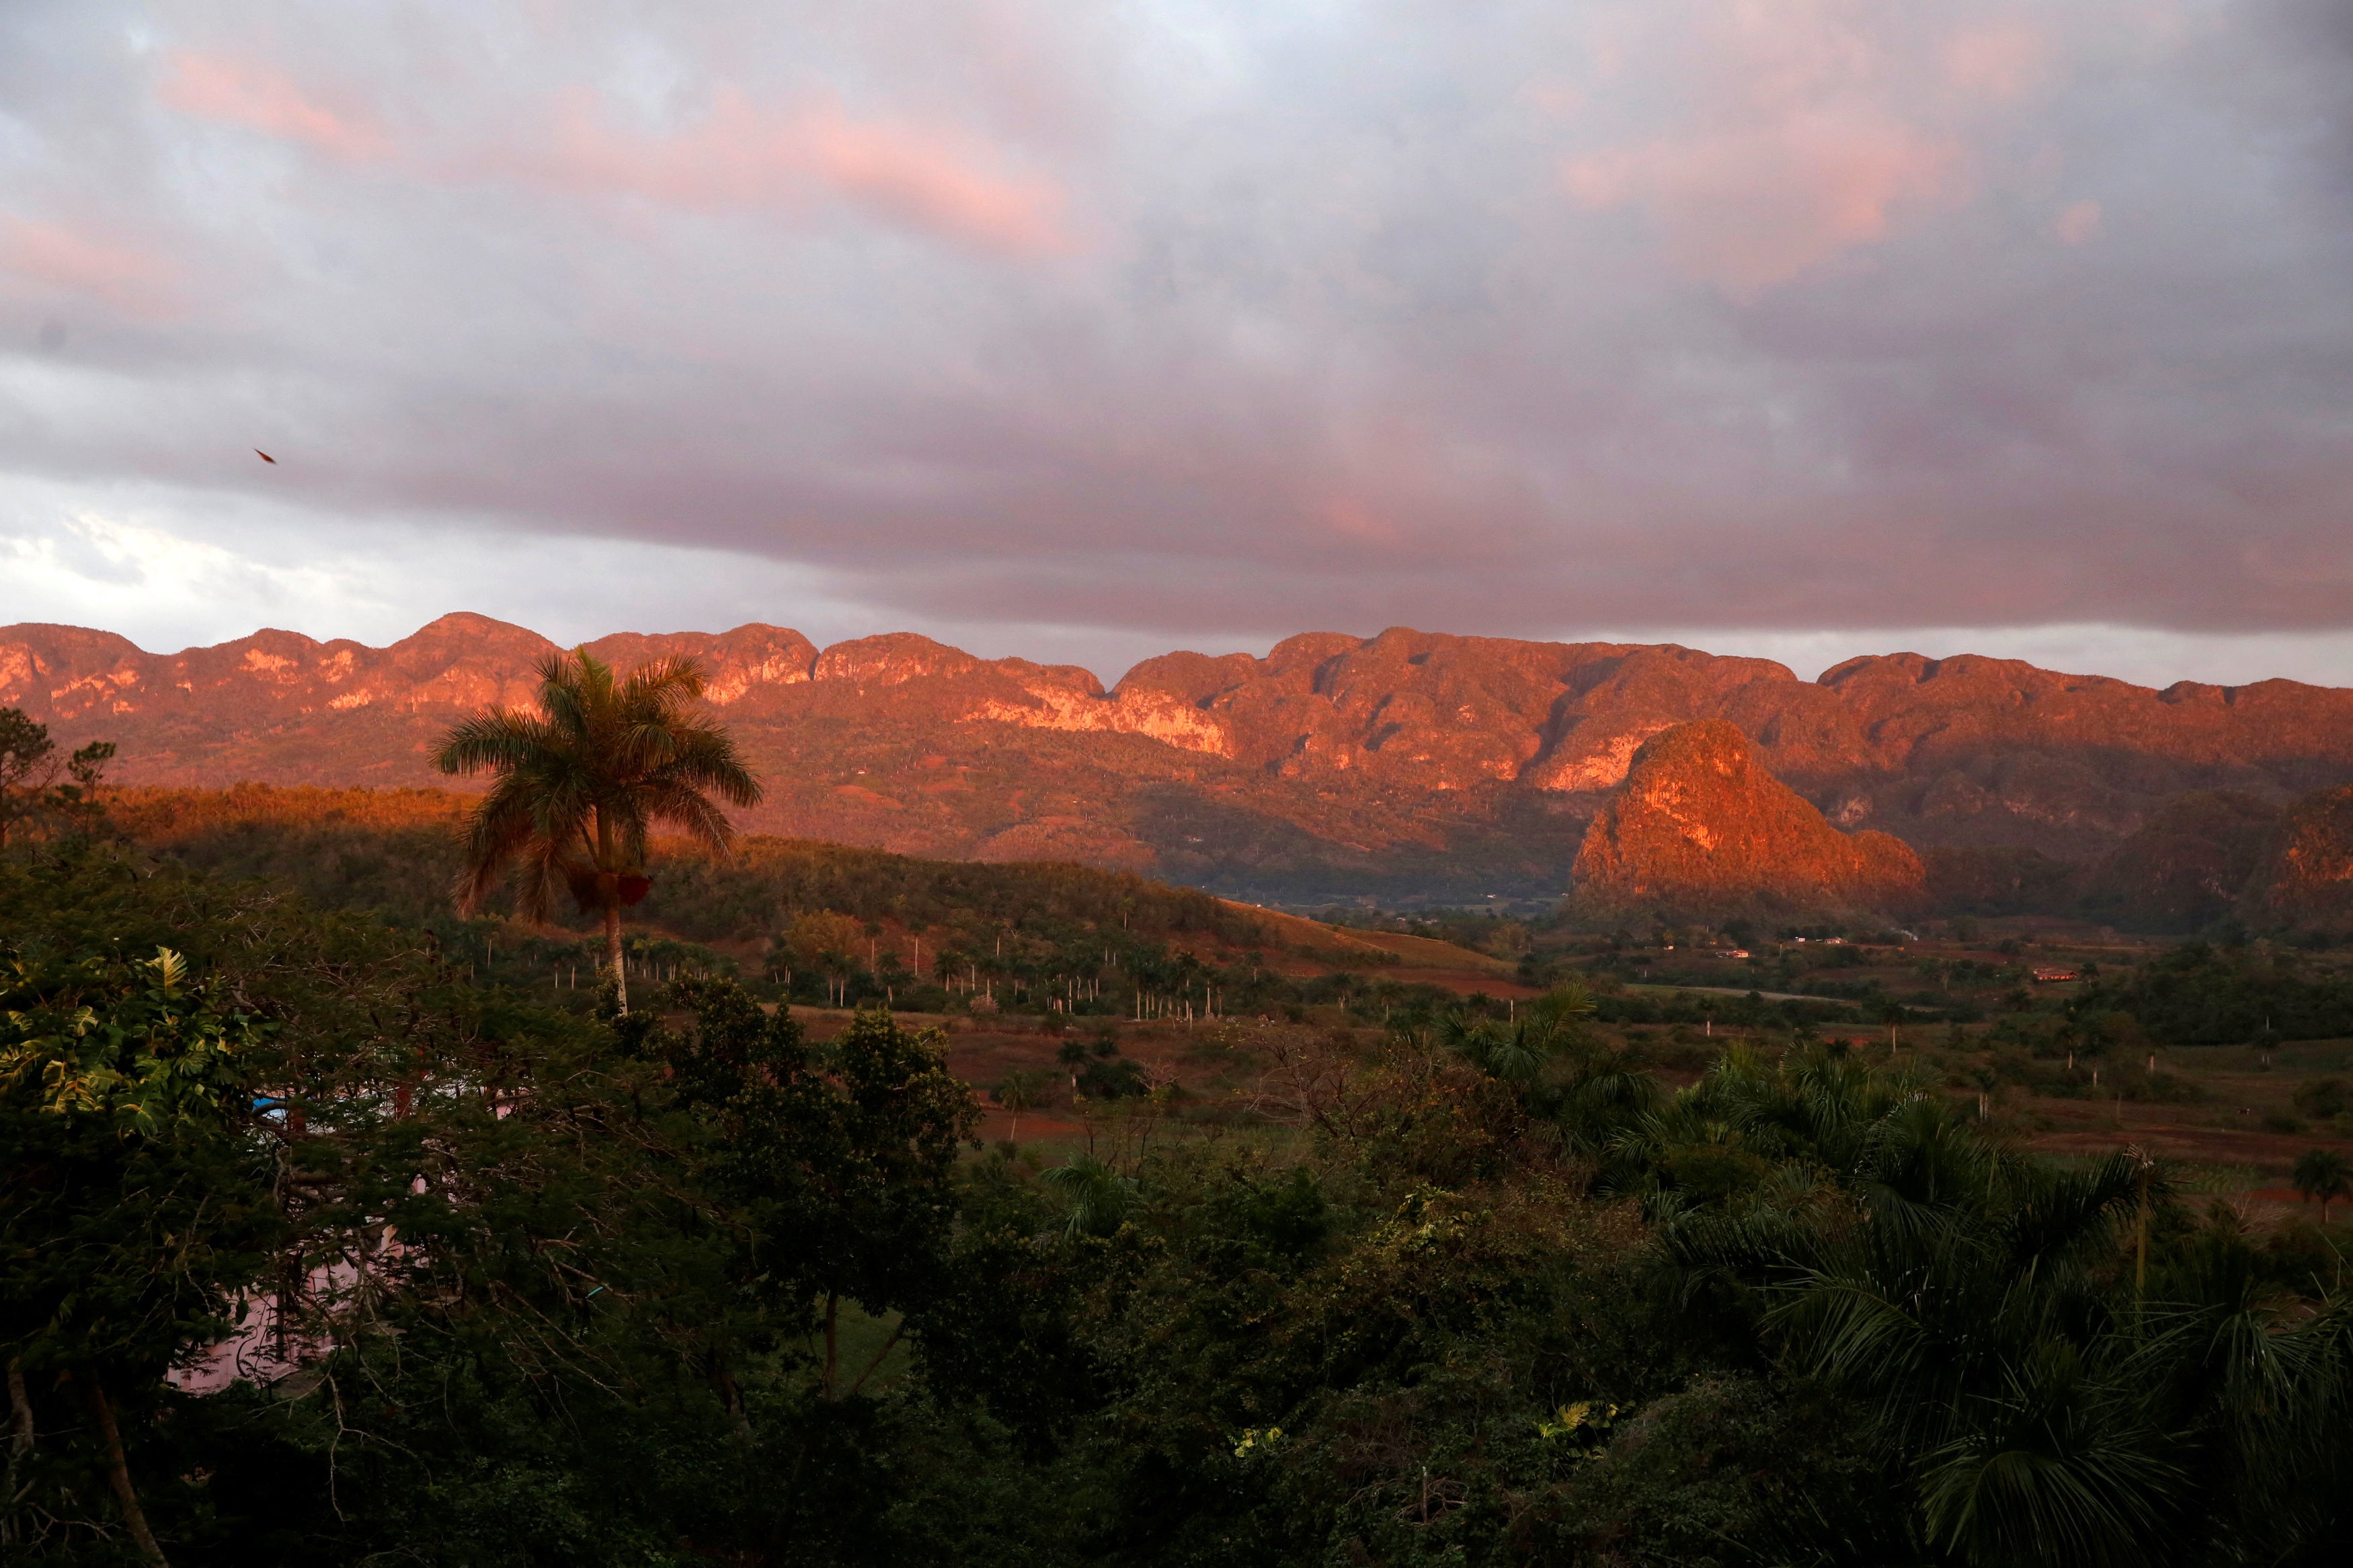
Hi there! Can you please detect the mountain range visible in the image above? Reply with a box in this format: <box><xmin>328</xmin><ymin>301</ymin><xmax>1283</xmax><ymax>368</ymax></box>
<box><xmin>8</xmin><ymin>614</ymin><xmax>2353</xmax><ymax>918</ymax></box>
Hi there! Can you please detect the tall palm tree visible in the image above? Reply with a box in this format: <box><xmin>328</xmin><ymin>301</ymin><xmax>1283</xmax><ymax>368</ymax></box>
<box><xmin>433</xmin><ymin>647</ymin><xmax>762</xmax><ymax>1014</ymax></box>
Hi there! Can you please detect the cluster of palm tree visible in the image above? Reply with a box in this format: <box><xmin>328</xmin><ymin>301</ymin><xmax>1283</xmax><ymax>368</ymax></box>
<box><xmin>1425</xmin><ymin>1012</ymin><xmax>2353</xmax><ymax>1563</ymax></box>
<box><xmin>1439</xmin><ymin>983</ymin><xmax>1602</xmax><ymax>1087</ymax></box>
<box><xmin>1648</xmin><ymin>1051</ymin><xmax>2353</xmax><ymax>1565</ymax></box>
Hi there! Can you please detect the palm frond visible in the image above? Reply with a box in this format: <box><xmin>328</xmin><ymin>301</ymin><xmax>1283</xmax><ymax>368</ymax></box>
<box><xmin>655</xmin><ymin>723</ymin><xmax>764</xmax><ymax>806</ymax></box>
<box><xmin>452</xmin><ymin>780</ymin><xmax>567</xmax><ymax>913</ymax></box>
<box><xmin>1916</xmin><ymin>1350</ymin><xmax>2186</xmax><ymax>1568</ymax></box>
<box><xmin>432</xmin><ymin>708</ymin><xmax>554</xmax><ymax>776</ymax></box>
<box><xmin>637</xmin><ymin>778</ymin><xmax>738</xmax><ymax>854</ymax></box>
<box><xmin>1999</xmin><ymin>1153</ymin><xmax>2147</xmax><ymax>1272</ymax></box>
<box><xmin>618</xmin><ymin>653</ymin><xmax>708</xmax><ymax>709</ymax></box>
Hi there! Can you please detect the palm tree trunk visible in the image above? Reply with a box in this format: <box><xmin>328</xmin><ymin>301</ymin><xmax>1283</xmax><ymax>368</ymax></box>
<box><xmin>604</xmin><ymin>897</ymin><xmax>627</xmax><ymax>1016</ymax></box>
<box><xmin>822</xmin><ymin>1292</ymin><xmax>840</xmax><ymax>1399</ymax></box>
<box><xmin>79</xmin><ymin>1376</ymin><xmax>167</xmax><ymax>1566</ymax></box>
<box><xmin>5</xmin><ymin>1354</ymin><xmax>33</xmax><ymax>1543</ymax></box>
<box><xmin>5</xmin><ymin>1356</ymin><xmax>30</xmax><ymax>1463</ymax></box>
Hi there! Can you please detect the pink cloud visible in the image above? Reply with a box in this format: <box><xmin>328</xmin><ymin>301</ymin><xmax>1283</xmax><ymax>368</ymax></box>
<box><xmin>159</xmin><ymin>52</ymin><xmax>391</xmax><ymax>161</ymax></box>
<box><xmin>2055</xmin><ymin>197</ymin><xmax>2102</xmax><ymax>245</ymax></box>
<box><xmin>1321</xmin><ymin>496</ymin><xmax>1401</xmax><ymax>546</ymax></box>
<box><xmin>0</xmin><ymin>216</ymin><xmax>176</xmax><ymax>315</ymax></box>
<box><xmin>1554</xmin><ymin>2</ymin><xmax>2043</xmax><ymax>297</ymax></box>
<box><xmin>540</xmin><ymin>89</ymin><xmax>1073</xmax><ymax>255</ymax></box>
<box><xmin>1566</xmin><ymin>110</ymin><xmax>1963</xmax><ymax>296</ymax></box>
<box><xmin>1943</xmin><ymin>20</ymin><xmax>2052</xmax><ymax>100</ymax></box>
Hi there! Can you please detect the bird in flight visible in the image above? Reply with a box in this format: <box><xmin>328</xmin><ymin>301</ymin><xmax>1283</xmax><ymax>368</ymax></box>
<box><xmin>255</xmin><ymin>450</ymin><xmax>276</xmax><ymax>463</ymax></box>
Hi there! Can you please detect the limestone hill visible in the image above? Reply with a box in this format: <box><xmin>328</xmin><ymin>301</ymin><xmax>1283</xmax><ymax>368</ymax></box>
<box><xmin>1569</xmin><ymin>721</ymin><xmax>1925</xmax><ymax>919</ymax></box>
<box><xmin>11</xmin><ymin>616</ymin><xmax>2353</xmax><ymax>903</ymax></box>
<box><xmin>2077</xmin><ymin>792</ymin><xmax>2283</xmax><ymax>933</ymax></box>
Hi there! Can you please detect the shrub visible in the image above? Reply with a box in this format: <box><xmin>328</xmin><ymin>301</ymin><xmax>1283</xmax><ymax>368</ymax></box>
<box><xmin>2294</xmin><ymin>1078</ymin><xmax>2348</xmax><ymax>1119</ymax></box>
<box><xmin>1078</xmin><ymin>1057</ymin><xmax>1147</xmax><ymax>1099</ymax></box>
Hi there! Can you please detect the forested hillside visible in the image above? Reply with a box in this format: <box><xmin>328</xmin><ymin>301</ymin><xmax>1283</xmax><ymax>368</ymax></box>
<box><xmin>106</xmin><ymin>784</ymin><xmax>1272</xmax><ymax>948</ymax></box>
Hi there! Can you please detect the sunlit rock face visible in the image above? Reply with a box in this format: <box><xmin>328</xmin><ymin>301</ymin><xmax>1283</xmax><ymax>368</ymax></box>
<box><xmin>5</xmin><ymin>617</ymin><xmax>2353</xmax><ymax>903</ymax></box>
<box><xmin>1570</xmin><ymin>720</ymin><xmax>1925</xmax><ymax>919</ymax></box>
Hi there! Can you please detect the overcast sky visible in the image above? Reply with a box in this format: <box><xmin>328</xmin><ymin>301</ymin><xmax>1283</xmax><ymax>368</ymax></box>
<box><xmin>3</xmin><ymin>0</ymin><xmax>2350</xmax><ymax>688</ymax></box>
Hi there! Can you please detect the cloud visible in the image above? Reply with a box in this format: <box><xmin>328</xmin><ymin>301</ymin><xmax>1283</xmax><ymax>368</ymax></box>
<box><xmin>158</xmin><ymin>50</ymin><xmax>391</xmax><ymax>161</ymax></box>
<box><xmin>0</xmin><ymin>472</ymin><xmax>882</xmax><ymax>655</ymax></box>
<box><xmin>0</xmin><ymin>498</ymin><xmax>371</xmax><ymax>649</ymax></box>
<box><xmin>153</xmin><ymin>43</ymin><xmax>1070</xmax><ymax>255</ymax></box>
<box><xmin>1556</xmin><ymin>1</ymin><xmax>2032</xmax><ymax>294</ymax></box>
<box><xmin>0</xmin><ymin>0</ymin><xmax>2349</xmax><ymax>687</ymax></box>
<box><xmin>530</xmin><ymin>88</ymin><xmax>1074</xmax><ymax>254</ymax></box>
<box><xmin>2055</xmin><ymin>197</ymin><xmax>2102</xmax><ymax>245</ymax></box>
<box><xmin>1565</xmin><ymin>109</ymin><xmax>1964</xmax><ymax>296</ymax></box>
<box><xmin>1942</xmin><ymin>19</ymin><xmax>2051</xmax><ymax>99</ymax></box>
<box><xmin>0</xmin><ymin>216</ymin><xmax>176</xmax><ymax>315</ymax></box>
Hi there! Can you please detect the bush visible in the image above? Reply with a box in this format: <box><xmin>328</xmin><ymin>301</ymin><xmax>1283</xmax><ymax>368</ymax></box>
<box><xmin>2122</xmin><ymin>1069</ymin><xmax>2205</xmax><ymax>1104</ymax></box>
<box><xmin>2295</xmin><ymin>1078</ymin><xmax>2349</xmax><ymax>1119</ymax></box>
<box><xmin>1077</xmin><ymin>1057</ymin><xmax>1147</xmax><ymax>1099</ymax></box>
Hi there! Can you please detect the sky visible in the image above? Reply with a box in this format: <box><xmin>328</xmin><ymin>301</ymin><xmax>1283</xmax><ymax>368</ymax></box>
<box><xmin>2</xmin><ymin>0</ymin><xmax>2350</xmax><ymax>690</ymax></box>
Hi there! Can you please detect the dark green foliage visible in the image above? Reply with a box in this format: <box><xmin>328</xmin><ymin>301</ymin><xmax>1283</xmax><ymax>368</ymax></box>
<box><xmin>649</xmin><ymin>836</ymin><xmax>1271</xmax><ymax>949</ymax></box>
<box><xmin>0</xmin><ymin>705</ymin><xmax>114</xmax><ymax>848</ymax></box>
<box><xmin>2078</xmin><ymin>941</ymin><xmax>2353</xmax><ymax>1044</ymax></box>
<box><xmin>134</xmin><ymin>808</ymin><xmax>1267</xmax><ymax>955</ymax></box>
<box><xmin>1078</xmin><ymin>1055</ymin><xmax>1148</xmax><ymax>1099</ymax></box>
<box><xmin>2293</xmin><ymin>1077</ymin><xmax>2348</xmax><ymax>1118</ymax></box>
<box><xmin>6</xmin><ymin>844</ymin><xmax>2353</xmax><ymax>1566</ymax></box>
<box><xmin>1525</xmin><ymin>1374</ymin><xmax>1906</xmax><ymax>1566</ymax></box>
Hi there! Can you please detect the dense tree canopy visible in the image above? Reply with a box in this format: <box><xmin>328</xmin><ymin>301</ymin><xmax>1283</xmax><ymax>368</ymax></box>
<box><xmin>3</xmin><ymin>839</ymin><xmax>2350</xmax><ymax>1565</ymax></box>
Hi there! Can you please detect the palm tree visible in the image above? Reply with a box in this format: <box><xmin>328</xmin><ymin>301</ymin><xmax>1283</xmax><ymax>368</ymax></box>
<box><xmin>2292</xmin><ymin>1147</ymin><xmax>2352</xmax><ymax>1223</ymax></box>
<box><xmin>1041</xmin><ymin>1154</ymin><xmax>1138</xmax><ymax>1238</ymax></box>
<box><xmin>1875</xmin><ymin>997</ymin><xmax>1907</xmax><ymax>1054</ymax></box>
<box><xmin>433</xmin><ymin>647</ymin><xmax>762</xmax><ymax>1014</ymax></box>
<box><xmin>992</xmin><ymin>1068</ymin><xmax>1049</xmax><ymax>1144</ymax></box>
<box><xmin>1443</xmin><ymin>983</ymin><xmax>1595</xmax><ymax>1086</ymax></box>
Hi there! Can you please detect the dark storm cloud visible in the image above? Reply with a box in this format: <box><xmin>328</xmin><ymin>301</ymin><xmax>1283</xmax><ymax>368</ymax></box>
<box><xmin>3</xmin><ymin>0</ymin><xmax>2351</xmax><ymax>664</ymax></box>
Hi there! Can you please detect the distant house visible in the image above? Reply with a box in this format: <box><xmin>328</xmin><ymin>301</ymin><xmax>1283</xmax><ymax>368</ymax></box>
<box><xmin>2031</xmin><ymin>965</ymin><xmax>2081</xmax><ymax>983</ymax></box>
